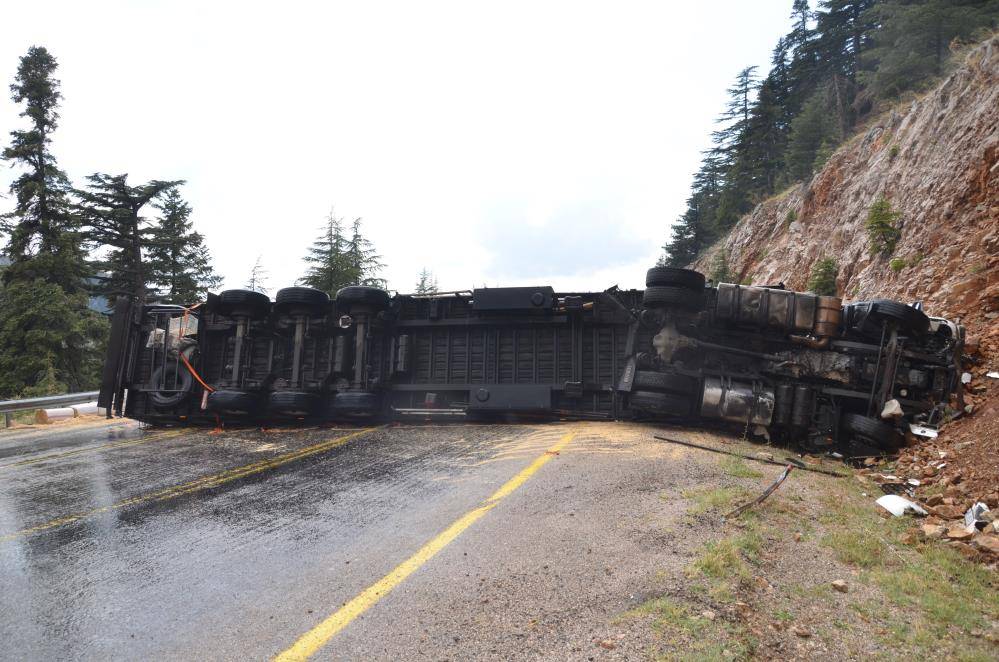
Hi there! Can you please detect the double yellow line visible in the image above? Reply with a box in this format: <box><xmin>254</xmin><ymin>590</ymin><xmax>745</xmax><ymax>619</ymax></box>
<box><xmin>0</xmin><ymin>427</ymin><xmax>376</xmax><ymax>543</ymax></box>
<box><xmin>274</xmin><ymin>429</ymin><xmax>576</xmax><ymax>661</ymax></box>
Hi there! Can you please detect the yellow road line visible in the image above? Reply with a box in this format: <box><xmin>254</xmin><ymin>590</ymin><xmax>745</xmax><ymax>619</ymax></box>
<box><xmin>0</xmin><ymin>427</ymin><xmax>377</xmax><ymax>543</ymax></box>
<box><xmin>0</xmin><ymin>430</ymin><xmax>187</xmax><ymax>470</ymax></box>
<box><xmin>274</xmin><ymin>429</ymin><xmax>576</xmax><ymax>662</ymax></box>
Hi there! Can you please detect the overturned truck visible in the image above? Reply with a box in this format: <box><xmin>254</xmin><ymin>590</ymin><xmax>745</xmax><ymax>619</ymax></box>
<box><xmin>98</xmin><ymin>267</ymin><xmax>964</xmax><ymax>456</ymax></box>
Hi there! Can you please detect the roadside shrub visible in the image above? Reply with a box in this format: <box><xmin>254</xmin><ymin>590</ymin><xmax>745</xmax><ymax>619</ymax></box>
<box><xmin>889</xmin><ymin>257</ymin><xmax>906</xmax><ymax>273</ymax></box>
<box><xmin>784</xmin><ymin>209</ymin><xmax>798</xmax><ymax>227</ymax></box>
<box><xmin>806</xmin><ymin>258</ymin><xmax>838</xmax><ymax>296</ymax></box>
<box><xmin>888</xmin><ymin>144</ymin><xmax>900</xmax><ymax>160</ymax></box>
<box><xmin>866</xmin><ymin>196</ymin><xmax>902</xmax><ymax>256</ymax></box>
<box><xmin>710</xmin><ymin>250</ymin><xmax>731</xmax><ymax>283</ymax></box>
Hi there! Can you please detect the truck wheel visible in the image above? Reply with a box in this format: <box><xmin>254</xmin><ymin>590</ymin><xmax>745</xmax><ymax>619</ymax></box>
<box><xmin>336</xmin><ymin>286</ymin><xmax>390</xmax><ymax>311</ymax></box>
<box><xmin>629</xmin><ymin>390</ymin><xmax>692</xmax><ymax>416</ymax></box>
<box><xmin>218</xmin><ymin>289</ymin><xmax>271</xmax><ymax>319</ymax></box>
<box><xmin>275</xmin><ymin>287</ymin><xmax>330</xmax><ymax>315</ymax></box>
<box><xmin>643</xmin><ymin>286</ymin><xmax>704</xmax><ymax>310</ymax></box>
<box><xmin>148</xmin><ymin>364</ymin><xmax>193</xmax><ymax>408</ymax></box>
<box><xmin>842</xmin><ymin>413</ymin><xmax>902</xmax><ymax>451</ymax></box>
<box><xmin>846</xmin><ymin>300</ymin><xmax>930</xmax><ymax>338</ymax></box>
<box><xmin>632</xmin><ymin>371</ymin><xmax>698</xmax><ymax>394</ymax></box>
<box><xmin>645</xmin><ymin>267</ymin><xmax>705</xmax><ymax>290</ymax></box>
<box><xmin>268</xmin><ymin>390</ymin><xmax>320</xmax><ymax>417</ymax></box>
<box><xmin>207</xmin><ymin>389</ymin><xmax>259</xmax><ymax>416</ymax></box>
<box><xmin>333</xmin><ymin>391</ymin><xmax>380</xmax><ymax>416</ymax></box>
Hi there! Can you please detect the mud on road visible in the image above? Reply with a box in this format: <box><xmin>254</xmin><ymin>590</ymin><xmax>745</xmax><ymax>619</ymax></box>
<box><xmin>1</xmin><ymin>419</ymin><xmax>995</xmax><ymax>660</ymax></box>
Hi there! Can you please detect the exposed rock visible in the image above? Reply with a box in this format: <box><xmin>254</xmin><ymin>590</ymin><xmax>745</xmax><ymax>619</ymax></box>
<box><xmin>921</xmin><ymin>523</ymin><xmax>947</xmax><ymax>539</ymax></box>
<box><xmin>831</xmin><ymin>579</ymin><xmax>849</xmax><ymax>593</ymax></box>
<box><xmin>945</xmin><ymin>523</ymin><xmax>975</xmax><ymax>540</ymax></box>
<box><xmin>971</xmin><ymin>533</ymin><xmax>999</xmax><ymax>555</ymax></box>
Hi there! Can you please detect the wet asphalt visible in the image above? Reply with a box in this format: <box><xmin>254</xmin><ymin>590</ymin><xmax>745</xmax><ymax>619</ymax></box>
<box><xmin>0</xmin><ymin>417</ymin><xmax>739</xmax><ymax>660</ymax></box>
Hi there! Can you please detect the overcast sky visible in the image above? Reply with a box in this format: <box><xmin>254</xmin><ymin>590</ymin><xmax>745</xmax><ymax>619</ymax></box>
<box><xmin>0</xmin><ymin>1</ymin><xmax>794</xmax><ymax>294</ymax></box>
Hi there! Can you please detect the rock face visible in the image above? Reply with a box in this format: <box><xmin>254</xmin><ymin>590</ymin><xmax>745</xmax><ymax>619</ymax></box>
<box><xmin>691</xmin><ymin>37</ymin><xmax>999</xmax><ymax>347</ymax></box>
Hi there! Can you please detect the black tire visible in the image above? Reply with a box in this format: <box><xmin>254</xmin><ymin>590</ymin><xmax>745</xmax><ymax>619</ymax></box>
<box><xmin>842</xmin><ymin>413</ymin><xmax>902</xmax><ymax>451</ymax></box>
<box><xmin>336</xmin><ymin>286</ymin><xmax>390</xmax><ymax>311</ymax></box>
<box><xmin>629</xmin><ymin>390</ymin><xmax>693</xmax><ymax>416</ymax></box>
<box><xmin>207</xmin><ymin>389</ymin><xmax>260</xmax><ymax>416</ymax></box>
<box><xmin>148</xmin><ymin>364</ymin><xmax>193</xmax><ymax>408</ymax></box>
<box><xmin>218</xmin><ymin>289</ymin><xmax>271</xmax><ymax>318</ymax></box>
<box><xmin>333</xmin><ymin>391</ymin><xmax>379</xmax><ymax>415</ymax></box>
<box><xmin>633</xmin><ymin>371</ymin><xmax>699</xmax><ymax>394</ymax></box>
<box><xmin>268</xmin><ymin>390</ymin><xmax>320</xmax><ymax>417</ymax></box>
<box><xmin>847</xmin><ymin>300</ymin><xmax>930</xmax><ymax>337</ymax></box>
<box><xmin>841</xmin><ymin>439</ymin><xmax>885</xmax><ymax>459</ymax></box>
<box><xmin>643</xmin><ymin>286</ymin><xmax>704</xmax><ymax>310</ymax></box>
<box><xmin>645</xmin><ymin>267</ymin><xmax>705</xmax><ymax>290</ymax></box>
<box><xmin>274</xmin><ymin>286</ymin><xmax>330</xmax><ymax>314</ymax></box>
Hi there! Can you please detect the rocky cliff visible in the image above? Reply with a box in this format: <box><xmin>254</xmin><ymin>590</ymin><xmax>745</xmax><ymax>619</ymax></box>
<box><xmin>691</xmin><ymin>37</ymin><xmax>999</xmax><ymax>356</ymax></box>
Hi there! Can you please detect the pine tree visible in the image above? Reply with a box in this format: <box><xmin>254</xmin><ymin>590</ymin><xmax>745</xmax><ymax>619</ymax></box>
<box><xmin>300</xmin><ymin>210</ymin><xmax>354</xmax><ymax>295</ymax></box>
<box><xmin>806</xmin><ymin>257</ymin><xmax>839</xmax><ymax>295</ymax></box>
<box><xmin>0</xmin><ymin>46</ymin><xmax>105</xmax><ymax>397</ymax></box>
<box><xmin>146</xmin><ymin>189</ymin><xmax>221</xmax><ymax>303</ymax></box>
<box><xmin>77</xmin><ymin>174</ymin><xmax>181</xmax><ymax>305</ymax></box>
<box><xmin>346</xmin><ymin>217</ymin><xmax>385</xmax><ymax>288</ymax></box>
<box><xmin>246</xmin><ymin>255</ymin><xmax>269</xmax><ymax>293</ymax></box>
<box><xmin>414</xmin><ymin>268</ymin><xmax>438</xmax><ymax>294</ymax></box>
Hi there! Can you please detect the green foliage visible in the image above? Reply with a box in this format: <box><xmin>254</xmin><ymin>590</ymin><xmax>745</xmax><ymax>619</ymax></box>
<box><xmin>889</xmin><ymin>257</ymin><xmax>906</xmax><ymax>272</ymax></box>
<box><xmin>414</xmin><ymin>268</ymin><xmax>438</xmax><ymax>295</ymax></box>
<box><xmin>709</xmin><ymin>249</ymin><xmax>731</xmax><ymax>283</ymax></box>
<box><xmin>300</xmin><ymin>210</ymin><xmax>385</xmax><ymax>295</ymax></box>
<box><xmin>77</xmin><ymin>173</ymin><xmax>182</xmax><ymax>305</ymax></box>
<box><xmin>0</xmin><ymin>277</ymin><xmax>107</xmax><ymax>397</ymax></box>
<box><xmin>806</xmin><ymin>257</ymin><xmax>839</xmax><ymax>295</ymax></box>
<box><xmin>146</xmin><ymin>189</ymin><xmax>221</xmax><ymax>303</ymax></box>
<box><xmin>865</xmin><ymin>195</ymin><xmax>902</xmax><ymax>256</ymax></box>
<box><xmin>661</xmin><ymin>1</ymin><xmax>999</xmax><ymax>267</ymax></box>
<box><xmin>0</xmin><ymin>46</ymin><xmax>103</xmax><ymax>397</ymax></box>
<box><xmin>784</xmin><ymin>208</ymin><xmax>798</xmax><ymax>227</ymax></box>
<box><xmin>889</xmin><ymin>143</ymin><xmax>900</xmax><ymax>159</ymax></box>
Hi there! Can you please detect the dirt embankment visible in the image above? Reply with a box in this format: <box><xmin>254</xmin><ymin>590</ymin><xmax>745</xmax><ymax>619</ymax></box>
<box><xmin>691</xmin><ymin>37</ymin><xmax>999</xmax><ymax>362</ymax></box>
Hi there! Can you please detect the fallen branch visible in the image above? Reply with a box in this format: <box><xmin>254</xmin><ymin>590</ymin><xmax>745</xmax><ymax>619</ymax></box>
<box><xmin>652</xmin><ymin>435</ymin><xmax>846</xmax><ymax>477</ymax></box>
<box><xmin>724</xmin><ymin>464</ymin><xmax>794</xmax><ymax>519</ymax></box>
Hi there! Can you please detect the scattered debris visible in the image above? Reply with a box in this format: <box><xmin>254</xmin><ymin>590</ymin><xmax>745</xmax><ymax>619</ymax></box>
<box><xmin>964</xmin><ymin>502</ymin><xmax>991</xmax><ymax>531</ymax></box>
<box><xmin>875</xmin><ymin>494</ymin><xmax>928</xmax><ymax>517</ymax></box>
<box><xmin>880</xmin><ymin>399</ymin><xmax>903</xmax><ymax>419</ymax></box>
<box><xmin>986</xmin><ymin>371</ymin><xmax>999</xmax><ymax>379</ymax></box>
<box><xmin>724</xmin><ymin>464</ymin><xmax>794</xmax><ymax>519</ymax></box>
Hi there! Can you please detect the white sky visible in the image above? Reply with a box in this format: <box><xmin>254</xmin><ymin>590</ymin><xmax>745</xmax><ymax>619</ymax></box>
<box><xmin>0</xmin><ymin>1</ymin><xmax>794</xmax><ymax>294</ymax></box>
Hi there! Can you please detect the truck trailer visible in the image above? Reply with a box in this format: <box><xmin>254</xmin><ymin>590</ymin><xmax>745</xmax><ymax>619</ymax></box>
<box><xmin>98</xmin><ymin>267</ymin><xmax>964</xmax><ymax>456</ymax></box>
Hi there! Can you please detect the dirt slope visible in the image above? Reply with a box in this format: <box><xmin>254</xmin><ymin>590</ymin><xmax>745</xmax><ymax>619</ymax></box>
<box><xmin>691</xmin><ymin>37</ymin><xmax>999</xmax><ymax>359</ymax></box>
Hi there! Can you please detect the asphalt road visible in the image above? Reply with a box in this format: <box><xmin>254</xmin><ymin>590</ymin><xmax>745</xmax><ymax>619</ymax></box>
<box><xmin>0</xmin><ymin>417</ymin><xmax>737</xmax><ymax>660</ymax></box>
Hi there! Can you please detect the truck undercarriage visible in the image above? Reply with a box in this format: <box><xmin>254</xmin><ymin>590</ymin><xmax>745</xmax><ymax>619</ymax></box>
<box><xmin>98</xmin><ymin>267</ymin><xmax>964</xmax><ymax>457</ymax></box>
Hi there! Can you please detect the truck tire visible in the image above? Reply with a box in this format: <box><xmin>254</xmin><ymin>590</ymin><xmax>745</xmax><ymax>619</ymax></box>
<box><xmin>629</xmin><ymin>390</ymin><xmax>692</xmax><ymax>416</ymax></box>
<box><xmin>643</xmin><ymin>286</ymin><xmax>704</xmax><ymax>310</ymax></box>
<box><xmin>336</xmin><ymin>286</ymin><xmax>390</xmax><ymax>311</ymax></box>
<box><xmin>632</xmin><ymin>371</ymin><xmax>698</xmax><ymax>394</ymax></box>
<box><xmin>333</xmin><ymin>391</ymin><xmax>379</xmax><ymax>415</ymax></box>
<box><xmin>218</xmin><ymin>289</ymin><xmax>271</xmax><ymax>319</ymax></box>
<box><xmin>268</xmin><ymin>390</ymin><xmax>320</xmax><ymax>417</ymax></box>
<box><xmin>645</xmin><ymin>267</ymin><xmax>705</xmax><ymax>290</ymax></box>
<box><xmin>842</xmin><ymin>413</ymin><xmax>902</xmax><ymax>451</ymax></box>
<box><xmin>148</xmin><ymin>364</ymin><xmax>193</xmax><ymax>408</ymax></box>
<box><xmin>207</xmin><ymin>389</ymin><xmax>259</xmax><ymax>416</ymax></box>
<box><xmin>275</xmin><ymin>287</ymin><xmax>330</xmax><ymax>314</ymax></box>
<box><xmin>846</xmin><ymin>300</ymin><xmax>930</xmax><ymax>338</ymax></box>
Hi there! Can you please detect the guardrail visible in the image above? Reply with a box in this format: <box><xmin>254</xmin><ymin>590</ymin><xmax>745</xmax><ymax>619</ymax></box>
<box><xmin>0</xmin><ymin>391</ymin><xmax>100</xmax><ymax>427</ymax></box>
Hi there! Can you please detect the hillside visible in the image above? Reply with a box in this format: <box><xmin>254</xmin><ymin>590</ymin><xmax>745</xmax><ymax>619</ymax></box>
<box><xmin>691</xmin><ymin>36</ymin><xmax>999</xmax><ymax>359</ymax></box>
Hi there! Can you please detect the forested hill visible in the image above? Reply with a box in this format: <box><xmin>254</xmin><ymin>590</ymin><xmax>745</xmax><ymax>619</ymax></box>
<box><xmin>662</xmin><ymin>0</ymin><xmax>999</xmax><ymax>267</ymax></box>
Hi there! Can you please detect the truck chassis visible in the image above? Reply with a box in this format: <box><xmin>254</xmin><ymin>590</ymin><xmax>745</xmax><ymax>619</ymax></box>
<box><xmin>98</xmin><ymin>267</ymin><xmax>963</xmax><ymax>456</ymax></box>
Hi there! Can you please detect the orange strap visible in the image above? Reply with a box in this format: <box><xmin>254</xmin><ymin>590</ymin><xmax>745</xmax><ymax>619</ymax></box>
<box><xmin>178</xmin><ymin>303</ymin><xmax>215</xmax><ymax>393</ymax></box>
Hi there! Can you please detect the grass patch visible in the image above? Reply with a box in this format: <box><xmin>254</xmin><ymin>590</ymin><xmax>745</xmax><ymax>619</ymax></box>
<box><xmin>682</xmin><ymin>486</ymin><xmax>751</xmax><ymax>515</ymax></box>
<box><xmin>823</xmin><ymin>529</ymin><xmax>888</xmax><ymax>568</ymax></box>
<box><xmin>719</xmin><ymin>456</ymin><xmax>763</xmax><ymax>479</ymax></box>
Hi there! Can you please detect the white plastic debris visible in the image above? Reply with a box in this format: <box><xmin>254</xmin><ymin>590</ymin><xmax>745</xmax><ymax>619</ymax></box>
<box><xmin>876</xmin><ymin>494</ymin><xmax>928</xmax><ymax>517</ymax></box>
<box><xmin>909</xmin><ymin>423</ymin><xmax>938</xmax><ymax>438</ymax></box>
<box><xmin>965</xmin><ymin>502</ymin><xmax>990</xmax><ymax>531</ymax></box>
<box><xmin>881</xmin><ymin>399</ymin><xmax>904</xmax><ymax>419</ymax></box>
<box><xmin>961</xmin><ymin>372</ymin><xmax>972</xmax><ymax>384</ymax></box>
<box><xmin>906</xmin><ymin>478</ymin><xmax>921</xmax><ymax>487</ymax></box>
<box><xmin>987</xmin><ymin>371</ymin><xmax>999</xmax><ymax>379</ymax></box>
